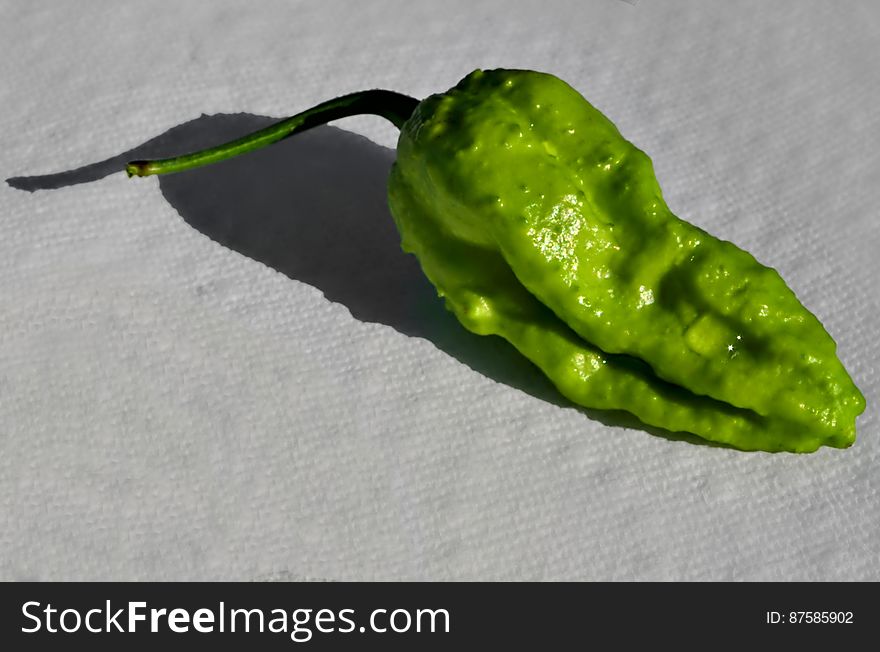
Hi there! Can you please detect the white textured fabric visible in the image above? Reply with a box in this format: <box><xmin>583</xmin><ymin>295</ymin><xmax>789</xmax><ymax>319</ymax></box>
<box><xmin>1</xmin><ymin>0</ymin><xmax>878</xmax><ymax>581</ymax></box>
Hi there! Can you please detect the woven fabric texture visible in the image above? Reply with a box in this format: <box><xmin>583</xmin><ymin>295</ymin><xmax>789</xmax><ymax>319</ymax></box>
<box><xmin>1</xmin><ymin>0</ymin><xmax>877</xmax><ymax>580</ymax></box>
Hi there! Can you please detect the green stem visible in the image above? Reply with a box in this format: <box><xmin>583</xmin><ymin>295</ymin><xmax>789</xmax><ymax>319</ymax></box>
<box><xmin>126</xmin><ymin>89</ymin><xmax>419</xmax><ymax>178</ymax></box>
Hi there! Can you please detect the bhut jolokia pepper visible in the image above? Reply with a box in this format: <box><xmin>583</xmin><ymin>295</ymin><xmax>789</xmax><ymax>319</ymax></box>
<box><xmin>127</xmin><ymin>69</ymin><xmax>866</xmax><ymax>452</ymax></box>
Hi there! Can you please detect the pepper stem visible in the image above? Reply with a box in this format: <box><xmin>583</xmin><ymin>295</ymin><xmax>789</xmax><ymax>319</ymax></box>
<box><xmin>126</xmin><ymin>89</ymin><xmax>419</xmax><ymax>178</ymax></box>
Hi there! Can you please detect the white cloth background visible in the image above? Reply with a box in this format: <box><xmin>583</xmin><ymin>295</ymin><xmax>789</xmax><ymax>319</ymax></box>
<box><xmin>2</xmin><ymin>0</ymin><xmax>877</xmax><ymax>580</ymax></box>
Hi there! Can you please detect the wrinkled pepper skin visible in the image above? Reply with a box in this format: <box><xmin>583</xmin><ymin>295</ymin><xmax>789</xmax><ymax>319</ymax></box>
<box><xmin>124</xmin><ymin>67</ymin><xmax>866</xmax><ymax>452</ymax></box>
<box><xmin>388</xmin><ymin>69</ymin><xmax>865</xmax><ymax>452</ymax></box>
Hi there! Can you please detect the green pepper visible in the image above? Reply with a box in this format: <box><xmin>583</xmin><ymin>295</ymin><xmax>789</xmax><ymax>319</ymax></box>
<box><xmin>127</xmin><ymin>68</ymin><xmax>865</xmax><ymax>452</ymax></box>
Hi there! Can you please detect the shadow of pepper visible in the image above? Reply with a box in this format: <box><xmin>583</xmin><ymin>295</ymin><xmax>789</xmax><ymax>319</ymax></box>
<box><xmin>7</xmin><ymin>114</ymin><xmax>722</xmax><ymax>448</ymax></box>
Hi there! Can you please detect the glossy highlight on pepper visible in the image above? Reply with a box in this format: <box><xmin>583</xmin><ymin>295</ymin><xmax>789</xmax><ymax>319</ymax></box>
<box><xmin>127</xmin><ymin>68</ymin><xmax>866</xmax><ymax>452</ymax></box>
